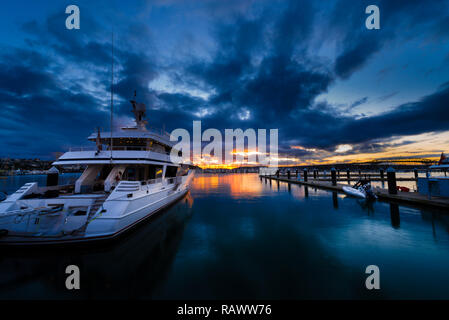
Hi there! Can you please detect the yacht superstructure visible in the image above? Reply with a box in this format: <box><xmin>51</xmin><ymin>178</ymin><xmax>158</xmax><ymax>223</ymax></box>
<box><xmin>0</xmin><ymin>96</ymin><xmax>194</xmax><ymax>245</ymax></box>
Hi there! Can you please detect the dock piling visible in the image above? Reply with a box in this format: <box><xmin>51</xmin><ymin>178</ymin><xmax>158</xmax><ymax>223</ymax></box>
<box><xmin>331</xmin><ymin>168</ymin><xmax>337</xmax><ymax>186</ymax></box>
<box><xmin>380</xmin><ymin>169</ymin><xmax>384</xmax><ymax>181</ymax></box>
<box><xmin>261</xmin><ymin>171</ymin><xmax>449</xmax><ymax>210</ymax></box>
<box><xmin>414</xmin><ymin>168</ymin><xmax>418</xmax><ymax>180</ymax></box>
<box><xmin>387</xmin><ymin>167</ymin><xmax>397</xmax><ymax>195</ymax></box>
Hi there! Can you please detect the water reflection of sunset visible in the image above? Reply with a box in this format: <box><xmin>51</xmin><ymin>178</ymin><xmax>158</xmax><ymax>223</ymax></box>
<box><xmin>192</xmin><ymin>174</ymin><xmax>263</xmax><ymax>198</ymax></box>
<box><xmin>184</xmin><ymin>192</ymin><xmax>194</xmax><ymax>208</ymax></box>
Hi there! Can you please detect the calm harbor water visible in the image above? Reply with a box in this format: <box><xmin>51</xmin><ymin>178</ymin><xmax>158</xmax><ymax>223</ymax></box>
<box><xmin>1</xmin><ymin>173</ymin><xmax>449</xmax><ymax>299</ymax></box>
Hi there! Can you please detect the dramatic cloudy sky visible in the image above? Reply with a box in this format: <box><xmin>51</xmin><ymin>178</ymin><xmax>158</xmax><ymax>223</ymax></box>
<box><xmin>1</xmin><ymin>0</ymin><xmax>449</xmax><ymax>165</ymax></box>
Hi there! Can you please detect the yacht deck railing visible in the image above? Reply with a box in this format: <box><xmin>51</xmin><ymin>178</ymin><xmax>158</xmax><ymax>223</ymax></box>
<box><xmin>68</xmin><ymin>146</ymin><xmax>170</xmax><ymax>154</ymax></box>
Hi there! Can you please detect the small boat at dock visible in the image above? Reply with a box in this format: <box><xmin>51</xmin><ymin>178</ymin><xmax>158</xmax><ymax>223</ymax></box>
<box><xmin>342</xmin><ymin>179</ymin><xmax>377</xmax><ymax>200</ymax></box>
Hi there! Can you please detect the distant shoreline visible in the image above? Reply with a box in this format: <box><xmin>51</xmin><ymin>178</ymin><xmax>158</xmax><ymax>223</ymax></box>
<box><xmin>0</xmin><ymin>170</ymin><xmax>82</xmax><ymax>177</ymax></box>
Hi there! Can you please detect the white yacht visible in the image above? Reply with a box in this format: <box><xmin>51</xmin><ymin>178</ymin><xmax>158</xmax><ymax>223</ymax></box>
<box><xmin>0</xmin><ymin>96</ymin><xmax>194</xmax><ymax>245</ymax></box>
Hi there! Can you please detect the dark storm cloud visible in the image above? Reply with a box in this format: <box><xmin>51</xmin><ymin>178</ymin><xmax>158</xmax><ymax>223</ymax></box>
<box><xmin>339</xmin><ymin>85</ymin><xmax>449</xmax><ymax>143</ymax></box>
<box><xmin>113</xmin><ymin>51</ymin><xmax>159</xmax><ymax>111</ymax></box>
<box><xmin>128</xmin><ymin>1</ymin><xmax>331</xmax><ymax>162</ymax></box>
<box><xmin>182</xmin><ymin>0</ymin><xmax>333</xmax><ymax>129</ymax></box>
<box><xmin>1</xmin><ymin>0</ymin><xmax>449</xmax><ymax>160</ymax></box>
<box><xmin>0</xmin><ymin>44</ymin><xmax>108</xmax><ymax>158</ymax></box>
<box><xmin>239</xmin><ymin>56</ymin><xmax>333</xmax><ymax>118</ymax></box>
<box><xmin>287</xmin><ymin>84</ymin><xmax>449</xmax><ymax>150</ymax></box>
<box><xmin>0</xmin><ymin>7</ymin><xmax>170</xmax><ymax>158</ymax></box>
<box><xmin>186</xmin><ymin>16</ymin><xmax>265</xmax><ymax>95</ymax></box>
<box><xmin>0</xmin><ymin>65</ymin><xmax>55</xmax><ymax>96</ymax></box>
<box><xmin>337</xmin><ymin>140</ymin><xmax>417</xmax><ymax>156</ymax></box>
<box><xmin>22</xmin><ymin>11</ymin><xmax>111</xmax><ymax>66</ymax></box>
<box><xmin>174</xmin><ymin>0</ymin><xmax>449</xmax><ymax>156</ymax></box>
<box><xmin>332</xmin><ymin>0</ymin><xmax>449</xmax><ymax>79</ymax></box>
<box><xmin>0</xmin><ymin>90</ymin><xmax>108</xmax><ymax>158</ymax></box>
<box><xmin>335</xmin><ymin>36</ymin><xmax>384</xmax><ymax>79</ymax></box>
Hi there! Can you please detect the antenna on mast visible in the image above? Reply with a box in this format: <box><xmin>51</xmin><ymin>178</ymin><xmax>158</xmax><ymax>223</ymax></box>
<box><xmin>110</xmin><ymin>31</ymin><xmax>114</xmax><ymax>162</ymax></box>
<box><xmin>130</xmin><ymin>90</ymin><xmax>148</xmax><ymax>129</ymax></box>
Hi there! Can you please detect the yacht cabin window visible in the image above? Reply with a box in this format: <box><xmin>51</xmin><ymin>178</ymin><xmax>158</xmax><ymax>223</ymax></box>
<box><xmin>165</xmin><ymin>166</ymin><xmax>178</xmax><ymax>178</ymax></box>
<box><xmin>122</xmin><ymin>165</ymin><xmax>164</xmax><ymax>181</ymax></box>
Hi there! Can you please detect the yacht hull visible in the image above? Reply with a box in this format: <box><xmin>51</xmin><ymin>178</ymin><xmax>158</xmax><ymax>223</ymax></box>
<box><xmin>0</xmin><ymin>190</ymin><xmax>188</xmax><ymax>247</ymax></box>
<box><xmin>0</xmin><ymin>189</ymin><xmax>189</xmax><ymax>246</ymax></box>
<box><xmin>0</xmin><ymin>172</ymin><xmax>195</xmax><ymax>246</ymax></box>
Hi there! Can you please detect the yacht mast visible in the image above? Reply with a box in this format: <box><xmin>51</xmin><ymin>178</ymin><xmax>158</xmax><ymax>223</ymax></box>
<box><xmin>110</xmin><ymin>32</ymin><xmax>114</xmax><ymax>162</ymax></box>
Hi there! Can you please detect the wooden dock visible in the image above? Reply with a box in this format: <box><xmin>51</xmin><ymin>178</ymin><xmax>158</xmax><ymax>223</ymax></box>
<box><xmin>260</xmin><ymin>175</ymin><xmax>449</xmax><ymax>210</ymax></box>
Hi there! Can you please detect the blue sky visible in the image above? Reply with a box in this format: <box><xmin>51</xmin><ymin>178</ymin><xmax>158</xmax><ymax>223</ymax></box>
<box><xmin>0</xmin><ymin>0</ymin><xmax>449</xmax><ymax>163</ymax></box>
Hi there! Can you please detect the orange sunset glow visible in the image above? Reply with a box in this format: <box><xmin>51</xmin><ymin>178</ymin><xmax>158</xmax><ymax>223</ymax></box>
<box><xmin>192</xmin><ymin>131</ymin><xmax>448</xmax><ymax>168</ymax></box>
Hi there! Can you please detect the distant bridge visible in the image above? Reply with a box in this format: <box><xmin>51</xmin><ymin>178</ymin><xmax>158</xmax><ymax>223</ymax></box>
<box><xmin>277</xmin><ymin>157</ymin><xmax>439</xmax><ymax>171</ymax></box>
<box><xmin>355</xmin><ymin>158</ymin><xmax>437</xmax><ymax>165</ymax></box>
